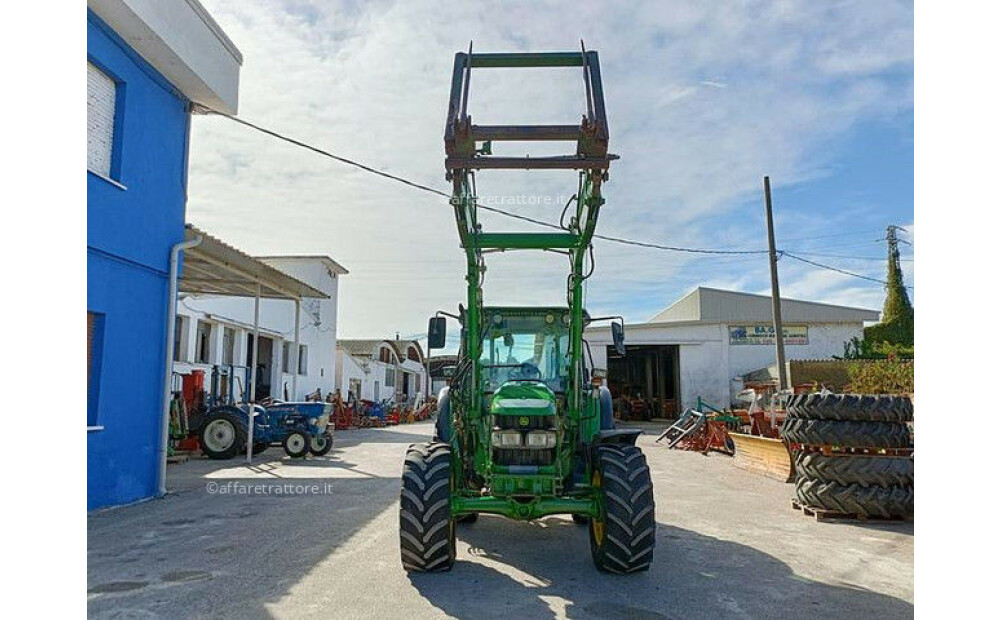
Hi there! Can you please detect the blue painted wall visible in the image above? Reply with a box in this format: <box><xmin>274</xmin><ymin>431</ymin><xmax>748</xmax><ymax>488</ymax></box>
<box><xmin>88</xmin><ymin>10</ymin><xmax>191</xmax><ymax>510</ymax></box>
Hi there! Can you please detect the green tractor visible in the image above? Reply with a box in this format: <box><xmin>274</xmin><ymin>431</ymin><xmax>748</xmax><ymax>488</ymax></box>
<box><xmin>399</xmin><ymin>47</ymin><xmax>655</xmax><ymax>573</ymax></box>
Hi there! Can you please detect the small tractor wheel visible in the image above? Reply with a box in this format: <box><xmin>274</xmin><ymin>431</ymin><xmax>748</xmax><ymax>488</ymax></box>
<box><xmin>572</xmin><ymin>514</ymin><xmax>590</xmax><ymax>525</ymax></box>
<box><xmin>456</xmin><ymin>513</ymin><xmax>478</xmax><ymax>524</ymax></box>
<box><xmin>589</xmin><ymin>445</ymin><xmax>656</xmax><ymax>573</ymax></box>
<box><xmin>199</xmin><ymin>410</ymin><xmax>246</xmax><ymax>460</ymax></box>
<box><xmin>309</xmin><ymin>432</ymin><xmax>334</xmax><ymax>456</ymax></box>
<box><xmin>283</xmin><ymin>431</ymin><xmax>310</xmax><ymax>458</ymax></box>
<box><xmin>399</xmin><ymin>441</ymin><xmax>455</xmax><ymax>572</ymax></box>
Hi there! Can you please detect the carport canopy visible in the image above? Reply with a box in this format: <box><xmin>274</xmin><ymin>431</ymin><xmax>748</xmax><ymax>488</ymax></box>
<box><xmin>173</xmin><ymin>224</ymin><xmax>329</xmax><ymax>464</ymax></box>
<box><xmin>179</xmin><ymin>224</ymin><xmax>328</xmax><ymax>300</ymax></box>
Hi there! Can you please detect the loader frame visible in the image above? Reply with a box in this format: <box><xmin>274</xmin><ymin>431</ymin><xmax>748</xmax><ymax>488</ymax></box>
<box><xmin>441</xmin><ymin>48</ymin><xmax>618</xmax><ymax>520</ymax></box>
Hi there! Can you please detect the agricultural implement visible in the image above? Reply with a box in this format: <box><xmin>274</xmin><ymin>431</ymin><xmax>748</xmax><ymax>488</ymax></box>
<box><xmin>399</xmin><ymin>46</ymin><xmax>656</xmax><ymax>574</ymax></box>
<box><xmin>728</xmin><ymin>387</ymin><xmax>795</xmax><ymax>482</ymax></box>
<box><xmin>198</xmin><ymin>400</ymin><xmax>333</xmax><ymax>460</ymax></box>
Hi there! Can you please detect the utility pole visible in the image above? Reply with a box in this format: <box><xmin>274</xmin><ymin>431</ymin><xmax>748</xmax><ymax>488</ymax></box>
<box><xmin>763</xmin><ymin>176</ymin><xmax>788</xmax><ymax>391</ymax></box>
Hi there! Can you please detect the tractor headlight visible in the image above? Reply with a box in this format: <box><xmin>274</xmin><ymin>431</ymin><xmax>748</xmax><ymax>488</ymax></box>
<box><xmin>491</xmin><ymin>429</ymin><xmax>522</xmax><ymax>448</ymax></box>
<box><xmin>525</xmin><ymin>430</ymin><xmax>556</xmax><ymax>449</ymax></box>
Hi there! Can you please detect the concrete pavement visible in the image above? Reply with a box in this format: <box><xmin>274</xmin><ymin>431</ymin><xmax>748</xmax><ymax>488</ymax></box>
<box><xmin>88</xmin><ymin>421</ymin><xmax>913</xmax><ymax>619</ymax></box>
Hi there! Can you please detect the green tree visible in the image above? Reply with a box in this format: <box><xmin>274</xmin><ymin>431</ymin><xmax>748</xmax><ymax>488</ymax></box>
<box><xmin>863</xmin><ymin>225</ymin><xmax>913</xmax><ymax>347</ymax></box>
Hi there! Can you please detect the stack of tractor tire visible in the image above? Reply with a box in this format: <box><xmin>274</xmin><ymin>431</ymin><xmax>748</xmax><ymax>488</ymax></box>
<box><xmin>780</xmin><ymin>394</ymin><xmax>914</xmax><ymax>519</ymax></box>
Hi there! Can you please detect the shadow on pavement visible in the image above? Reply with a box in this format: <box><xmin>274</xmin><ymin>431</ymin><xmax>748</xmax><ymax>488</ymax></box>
<box><xmin>408</xmin><ymin>516</ymin><xmax>914</xmax><ymax>620</ymax></box>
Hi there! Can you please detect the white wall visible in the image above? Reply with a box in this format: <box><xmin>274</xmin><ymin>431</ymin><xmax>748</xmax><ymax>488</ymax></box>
<box><xmin>173</xmin><ymin>258</ymin><xmax>340</xmax><ymax>401</ymax></box>
<box><xmin>586</xmin><ymin>321</ymin><xmax>864</xmax><ymax>411</ymax></box>
<box><xmin>336</xmin><ymin>348</ymin><xmax>426</xmax><ymax>405</ymax></box>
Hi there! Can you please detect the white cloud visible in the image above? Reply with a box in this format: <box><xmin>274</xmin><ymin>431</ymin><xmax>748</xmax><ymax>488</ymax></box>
<box><xmin>188</xmin><ymin>0</ymin><xmax>913</xmax><ymax>338</ymax></box>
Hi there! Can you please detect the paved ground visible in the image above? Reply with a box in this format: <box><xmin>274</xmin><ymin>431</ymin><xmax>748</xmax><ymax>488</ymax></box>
<box><xmin>88</xmin><ymin>421</ymin><xmax>913</xmax><ymax>619</ymax></box>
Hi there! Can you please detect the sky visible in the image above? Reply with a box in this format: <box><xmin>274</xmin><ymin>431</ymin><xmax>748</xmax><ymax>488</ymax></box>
<box><xmin>186</xmin><ymin>0</ymin><xmax>914</xmax><ymax>344</ymax></box>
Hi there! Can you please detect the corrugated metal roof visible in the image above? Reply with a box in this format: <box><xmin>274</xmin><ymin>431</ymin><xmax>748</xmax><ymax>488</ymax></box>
<box><xmin>337</xmin><ymin>339</ymin><xmax>392</xmax><ymax>358</ymax></box>
<box><xmin>256</xmin><ymin>255</ymin><xmax>350</xmax><ymax>276</ymax></box>
<box><xmin>648</xmin><ymin>287</ymin><xmax>879</xmax><ymax>324</ymax></box>
<box><xmin>180</xmin><ymin>225</ymin><xmax>328</xmax><ymax>300</ymax></box>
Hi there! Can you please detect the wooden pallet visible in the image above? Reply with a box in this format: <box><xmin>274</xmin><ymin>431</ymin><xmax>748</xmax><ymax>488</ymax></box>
<box><xmin>791</xmin><ymin>498</ymin><xmax>912</xmax><ymax>523</ymax></box>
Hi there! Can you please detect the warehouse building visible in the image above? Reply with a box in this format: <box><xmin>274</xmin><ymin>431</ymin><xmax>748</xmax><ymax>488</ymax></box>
<box><xmin>585</xmin><ymin>287</ymin><xmax>879</xmax><ymax>418</ymax></box>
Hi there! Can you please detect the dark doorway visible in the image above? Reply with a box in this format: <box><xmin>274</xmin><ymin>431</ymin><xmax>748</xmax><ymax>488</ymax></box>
<box><xmin>606</xmin><ymin>345</ymin><xmax>680</xmax><ymax>421</ymax></box>
<box><xmin>246</xmin><ymin>334</ymin><xmax>275</xmax><ymax>400</ymax></box>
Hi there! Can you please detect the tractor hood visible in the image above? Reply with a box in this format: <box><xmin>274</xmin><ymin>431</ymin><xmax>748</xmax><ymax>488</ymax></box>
<box><xmin>490</xmin><ymin>381</ymin><xmax>557</xmax><ymax>417</ymax></box>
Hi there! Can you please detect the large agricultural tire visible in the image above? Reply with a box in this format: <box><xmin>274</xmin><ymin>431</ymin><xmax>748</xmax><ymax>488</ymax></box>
<box><xmin>795</xmin><ymin>478</ymin><xmax>913</xmax><ymax>518</ymax></box>
<box><xmin>589</xmin><ymin>445</ymin><xmax>656</xmax><ymax>574</ymax></box>
<box><xmin>399</xmin><ymin>441</ymin><xmax>455</xmax><ymax>572</ymax></box>
<box><xmin>781</xmin><ymin>419</ymin><xmax>912</xmax><ymax>449</ymax></box>
<box><xmin>796</xmin><ymin>452</ymin><xmax>914</xmax><ymax>487</ymax></box>
<box><xmin>199</xmin><ymin>409</ymin><xmax>247</xmax><ymax>460</ymax></box>
<box><xmin>787</xmin><ymin>394</ymin><xmax>913</xmax><ymax>423</ymax></box>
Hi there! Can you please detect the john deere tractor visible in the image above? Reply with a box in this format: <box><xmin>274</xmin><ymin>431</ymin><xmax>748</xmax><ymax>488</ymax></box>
<box><xmin>399</xmin><ymin>48</ymin><xmax>655</xmax><ymax>573</ymax></box>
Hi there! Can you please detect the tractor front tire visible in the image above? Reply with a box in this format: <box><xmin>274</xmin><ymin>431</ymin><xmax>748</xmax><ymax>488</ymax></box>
<box><xmin>309</xmin><ymin>432</ymin><xmax>334</xmax><ymax>456</ymax></box>
<box><xmin>399</xmin><ymin>442</ymin><xmax>455</xmax><ymax>572</ymax></box>
<box><xmin>283</xmin><ymin>431</ymin><xmax>310</xmax><ymax>458</ymax></box>
<box><xmin>590</xmin><ymin>445</ymin><xmax>656</xmax><ymax>573</ymax></box>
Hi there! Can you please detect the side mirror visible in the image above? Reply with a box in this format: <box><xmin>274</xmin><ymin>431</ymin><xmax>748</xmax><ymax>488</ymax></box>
<box><xmin>611</xmin><ymin>321</ymin><xmax>625</xmax><ymax>356</ymax></box>
<box><xmin>428</xmin><ymin>317</ymin><xmax>447</xmax><ymax>349</ymax></box>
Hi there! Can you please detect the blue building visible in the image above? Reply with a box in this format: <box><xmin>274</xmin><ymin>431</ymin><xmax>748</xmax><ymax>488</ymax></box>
<box><xmin>87</xmin><ymin>0</ymin><xmax>241</xmax><ymax>510</ymax></box>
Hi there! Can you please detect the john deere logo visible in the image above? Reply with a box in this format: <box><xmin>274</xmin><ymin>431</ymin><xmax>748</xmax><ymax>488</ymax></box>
<box><xmin>519</xmin><ymin>416</ymin><xmax>530</xmax><ymax>427</ymax></box>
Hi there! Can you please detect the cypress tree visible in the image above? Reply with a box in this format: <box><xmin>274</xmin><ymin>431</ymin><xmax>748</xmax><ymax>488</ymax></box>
<box><xmin>864</xmin><ymin>226</ymin><xmax>913</xmax><ymax>347</ymax></box>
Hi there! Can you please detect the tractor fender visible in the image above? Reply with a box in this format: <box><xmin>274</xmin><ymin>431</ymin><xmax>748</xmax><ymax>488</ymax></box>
<box><xmin>204</xmin><ymin>405</ymin><xmax>249</xmax><ymax>430</ymax></box>
<box><xmin>434</xmin><ymin>387</ymin><xmax>451</xmax><ymax>442</ymax></box>
<box><xmin>593</xmin><ymin>429</ymin><xmax>642</xmax><ymax>446</ymax></box>
<box><xmin>598</xmin><ymin>386</ymin><xmax>614</xmax><ymax>431</ymax></box>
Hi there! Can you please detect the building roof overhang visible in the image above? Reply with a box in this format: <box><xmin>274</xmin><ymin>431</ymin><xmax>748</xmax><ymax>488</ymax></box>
<box><xmin>180</xmin><ymin>225</ymin><xmax>328</xmax><ymax>300</ymax></box>
<box><xmin>89</xmin><ymin>0</ymin><xmax>242</xmax><ymax>113</ymax></box>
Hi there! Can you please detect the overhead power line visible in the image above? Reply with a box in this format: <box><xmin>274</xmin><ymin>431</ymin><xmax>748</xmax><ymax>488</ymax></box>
<box><xmin>197</xmin><ymin>108</ymin><xmax>911</xmax><ymax>289</ymax></box>
<box><xmin>200</xmin><ymin>108</ymin><xmax>768</xmax><ymax>256</ymax></box>
<box><xmin>783</xmin><ymin>252</ymin><xmax>913</xmax><ymax>289</ymax></box>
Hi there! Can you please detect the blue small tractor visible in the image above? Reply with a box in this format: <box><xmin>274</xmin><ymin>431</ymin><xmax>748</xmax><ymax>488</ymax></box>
<box><xmin>198</xmin><ymin>401</ymin><xmax>334</xmax><ymax>460</ymax></box>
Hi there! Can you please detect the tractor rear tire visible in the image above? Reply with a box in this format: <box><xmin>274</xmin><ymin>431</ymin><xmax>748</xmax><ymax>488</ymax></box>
<box><xmin>796</xmin><ymin>452</ymin><xmax>914</xmax><ymax>487</ymax></box>
<box><xmin>795</xmin><ymin>478</ymin><xmax>913</xmax><ymax>518</ymax></box>
<box><xmin>199</xmin><ymin>410</ymin><xmax>246</xmax><ymax>460</ymax></box>
<box><xmin>399</xmin><ymin>441</ymin><xmax>455</xmax><ymax>572</ymax></box>
<box><xmin>309</xmin><ymin>432</ymin><xmax>334</xmax><ymax>456</ymax></box>
<box><xmin>283</xmin><ymin>431</ymin><xmax>310</xmax><ymax>458</ymax></box>
<box><xmin>786</xmin><ymin>394</ymin><xmax>913</xmax><ymax>423</ymax></box>
<box><xmin>589</xmin><ymin>445</ymin><xmax>656</xmax><ymax>573</ymax></box>
<box><xmin>780</xmin><ymin>419</ymin><xmax>912</xmax><ymax>449</ymax></box>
